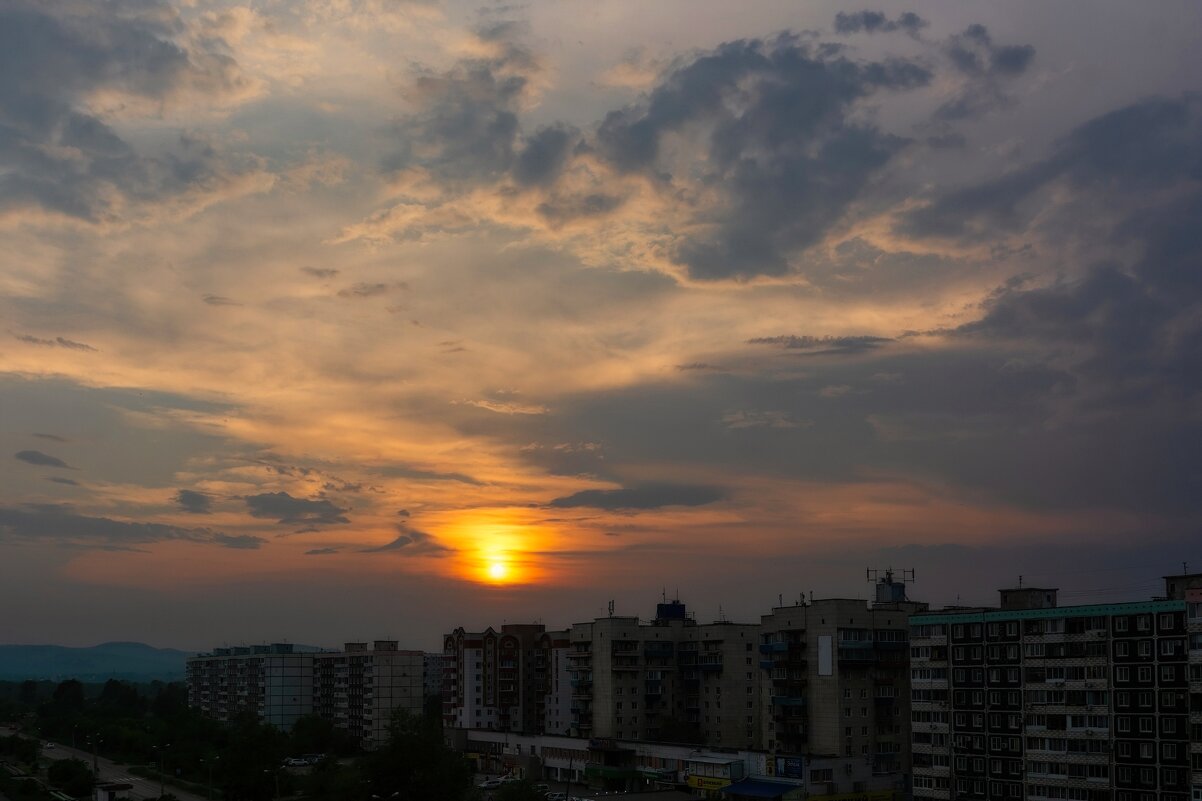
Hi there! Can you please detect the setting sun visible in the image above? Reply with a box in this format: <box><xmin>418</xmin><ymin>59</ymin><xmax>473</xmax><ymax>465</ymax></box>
<box><xmin>487</xmin><ymin>561</ymin><xmax>509</xmax><ymax>582</ymax></box>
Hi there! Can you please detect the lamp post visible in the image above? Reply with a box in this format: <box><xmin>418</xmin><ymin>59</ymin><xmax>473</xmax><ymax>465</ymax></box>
<box><xmin>87</xmin><ymin>734</ymin><xmax>101</xmax><ymax>776</ymax></box>
<box><xmin>153</xmin><ymin>743</ymin><xmax>171</xmax><ymax>800</ymax></box>
<box><xmin>202</xmin><ymin>755</ymin><xmax>219</xmax><ymax>800</ymax></box>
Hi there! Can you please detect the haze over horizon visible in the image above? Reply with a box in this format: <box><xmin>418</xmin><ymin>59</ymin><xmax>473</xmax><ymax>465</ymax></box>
<box><xmin>2</xmin><ymin>0</ymin><xmax>1200</xmax><ymax>653</ymax></box>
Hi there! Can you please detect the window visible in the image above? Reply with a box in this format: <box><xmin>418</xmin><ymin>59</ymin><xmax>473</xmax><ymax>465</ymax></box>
<box><xmin>1116</xmin><ymin>641</ymin><xmax>1129</xmax><ymax>657</ymax></box>
<box><xmin>1117</xmin><ymin>667</ymin><xmax>1130</xmax><ymax>681</ymax></box>
<box><xmin>1115</xmin><ymin>617</ymin><xmax>1129</xmax><ymax>632</ymax></box>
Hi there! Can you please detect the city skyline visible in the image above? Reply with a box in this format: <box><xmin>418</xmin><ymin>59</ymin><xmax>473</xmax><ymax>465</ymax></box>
<box><xmin>2</xmin><ymin>0</ymin><xmax>1201</xmax><ymax>650</ymax></box>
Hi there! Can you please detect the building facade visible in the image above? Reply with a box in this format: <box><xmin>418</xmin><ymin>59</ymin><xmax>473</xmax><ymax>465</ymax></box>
<box><xmin>187</xmin><ymin>640</ymin><xmax>425</xmax><ymax>745</ymax></box>
<box><xmin>443</xmin><ymin>624</ymin><xmax>553</xmax><ymax>733</ymax></box>
<box><xmin>312</xmin><ymin>641</ymin><xmax>424</xmax><ymax>746</ymax></box>
<box><xmin>185</xmin><ymin>643</ymin><xmax>313</xmax><ymax>730</ymax></box>
<box><xmin>758</xmin><ymin>574</ymin><xmax>925</xmax><ymax>796</ymax></box>
<box><xmin>909</xmin><ymin>574</ymin><xmax>1202</xmax><ymax>801</ymax></box>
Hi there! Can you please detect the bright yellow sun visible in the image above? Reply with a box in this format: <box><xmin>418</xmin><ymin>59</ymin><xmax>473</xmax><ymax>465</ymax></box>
<box><xmin>487</xmin><ymin>561</ymin><xmax>509</xmax><ymax>581</ymax></box>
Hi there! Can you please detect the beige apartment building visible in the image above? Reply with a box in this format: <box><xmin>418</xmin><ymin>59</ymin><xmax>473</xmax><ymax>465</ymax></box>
<box><xmin>312</xmin><ymin>640</ymin><xmax>424</xmax><ymax>746</ymax></box>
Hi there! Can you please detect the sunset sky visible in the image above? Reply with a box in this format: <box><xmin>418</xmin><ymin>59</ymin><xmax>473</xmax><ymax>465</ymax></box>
<box><xmin>2</xmin><ymin>0</ymin><xmax>1200</xmax><ymax>651</ymax></box>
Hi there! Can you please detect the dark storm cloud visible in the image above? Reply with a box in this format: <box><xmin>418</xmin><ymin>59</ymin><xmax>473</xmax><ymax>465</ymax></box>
<box><xmin>934</xmin><ymin>24</ymin><xmax>1035</xmax><ymax>120</ymax></box>
<box><xmin>301</xmin><ymin>267</ymin><xmax>340</xmax><ymax>278</ymax></box>
<box><xmin>337</xmin><ymin>282</ymin><xmax>393</xmax><ymax>298</ymax></box>
<box><xmin>548</xmin><ymin>484</ymin><xmax>723</xmax><ymax>510</ymax></box>
<box><xmin>0</xmin><ymin>504</ymin><xmax>245</xmax><ymax>550</ymax></box>
<box><xmin>513</xmin><ymin>124</ymin><xmax>578</xmax><ymax>186</ymax></box>
<box><xmin>213</xmin><ymin>533</ymin><xmax>265</xmax><ymax>550</ymax></box>
<box><xmin>748</xmin><ymin>335</ymin><xmax>893</xmax><ymax>355</ymax></box>
<box><xmin>12</xmin><ymin>333</ymin><xmax>97</xmax><ymax>351</ymax></box>
<box><xmin>244</xmin><ymin>492</ymin><xmax>349</xmax><ymax>526</ymax></box>
<box><xmin>360</xmin><ymin>524</ymin><xmax>452</xmax><ymax>555</ymax></box>
<box><xmin>903</xmin><ymin>96</ymin><xmax>1202</xmax><ymax>240</ymax></box>
<box><xmin>0</xmin><ymin>1</ymin><xmax>254</xmax><ymax>222</ymax></box>
<box><xmin>833</xmin><ymin>11</ymin><xmax>927</xmax><ymax>36</ymax></box>
<box><xmin>174</xmin><ymin>489</ymin><xmax>212</xmax><ymax>515</ymax></box>
<box><xmin>383</xmin><ymin>34</ymin><xmax>530</xmax><ymax>185</ymax></box>
<box><xmin>14</xmin><ymin>450</ymin><xmax>74</xmax><ymax>469</ymax></box>
<box><xmin>595</xmin><ymin>36</ymin><xmax>929</xmax><ymax>279</ymax></box>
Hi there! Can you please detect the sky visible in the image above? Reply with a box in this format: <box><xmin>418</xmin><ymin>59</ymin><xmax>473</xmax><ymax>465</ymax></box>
<box><xmin>1</xmin><ymin>0</ymin><xmax>1200</xmax><ymax>652</ymax></box>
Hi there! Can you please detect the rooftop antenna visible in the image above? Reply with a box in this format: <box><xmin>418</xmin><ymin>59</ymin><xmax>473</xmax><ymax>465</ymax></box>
<box><xmin>778</xmin><ymin>593</ymin><xmax>783</xmax><ymax>608</ymax></box>
<box><xmin>608</xmin><ymin>600</ymin><xmax>615</xmax><ymax>617</ymax></box>
<box><xmin>1018</xmin><ymin>575</ymin><xmax>1023</xmax><ymax>588</ymax></box>
<box><xmin>1183</xmin><ymin>561</ymin><xmax>1189</xmax><ymax>575</ymax></box>
<box><xmin>662</xmin><ymin>587</ymin><xmax>667</xmax><ymax>603</ymax></box>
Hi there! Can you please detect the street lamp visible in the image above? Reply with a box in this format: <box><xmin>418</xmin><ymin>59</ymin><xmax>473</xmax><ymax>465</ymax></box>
<box><xmin>152</xmin><ymin>743</ymin><xmax>171</xmax><ymax>800</ymax></box>
<box><xmin>86</xmin><ymin>734</ymin><xmax>102</xmax><ymax>776</ymax></box>
<box><xmin>263</xmin><ymin>768</ymin><xmax>281</xmax><ymax>800</ymax></box>
<box><xmin>202</xmin><ymin>755</ymin><xmax>219</xmax><ymax>800</ymax></box>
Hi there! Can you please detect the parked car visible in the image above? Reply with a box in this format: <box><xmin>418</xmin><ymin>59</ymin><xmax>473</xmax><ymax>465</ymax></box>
<box><xmin>283</xmin><ymin>757</ymin><xmax>309</xmax><ymax>767</ymax></box>
<box><xmin>478</xmin><ymin>778</ymin><xmax>504</xmax><ymax>789</ymax></box>
<box><xmin>544</xmin><ymin>793</ymin><xmax>566</xmax><ymax>801</ymax></box>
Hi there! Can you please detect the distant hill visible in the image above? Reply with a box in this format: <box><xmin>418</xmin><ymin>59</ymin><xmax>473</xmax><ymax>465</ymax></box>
<box><xmin>0</xmin><ymin>642</ymin><xmax>194</xmax><ymax>682</ymax></box>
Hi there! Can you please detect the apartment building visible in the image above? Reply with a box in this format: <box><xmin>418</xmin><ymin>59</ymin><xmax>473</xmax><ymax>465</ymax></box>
<box><xmin>538</xmin><ymin>629</ymin><xmax>573</xmax><ymax>736</ymax></box>
<box><xmin>443</xmin><ymin>623</ymin><xmax>557</xmax><ymax>733</ymax></box>
<box><xmin>757</xmin><ymin>572</ymin><xmax>925</xmax><ymax>796</ymax></box>
<box><xmin>909</xmin><ymin>574</ymin><xmax>1202</xmax><ymax>801</ymax></box>
<box><xmin>185</xmin><ymin>643</ymin><xmax>313</xmax><ymax>730</ymax></box>
<box><xmin>187</xmin><ymin>640</ymin><xmax>426</xmax><ymax>745</ymax></box>
<box><xmin>312</xmin><ymin>641</ymin><xmax>424</xmax><ymax>746</ymax></box>
<box><xmin>566</xmin><ymin>600</ymin><xmax>765</xmax><ymax>748</ymax></box>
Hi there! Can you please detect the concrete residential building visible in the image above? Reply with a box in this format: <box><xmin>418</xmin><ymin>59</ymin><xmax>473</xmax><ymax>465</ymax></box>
<box><xmin>757</xmin><ymin>572</ymin><xmax>925</xmax><ymax>796</ymax></box>
<box><xmin>567</xmin><ymin>600</ymin><xmax>764</xmax><ymax>748</ymax></box>
<box><xmin>185</xmin><ymin>643</ymin><xmax>313</xmax><ymax>731</ymax></box>
<box><xmin>443</xmin><ymin>624</ymin><xmax>550</xmax><ymax>733</ymax></box>
<box><xmin>312</xmin><ymin>641</ymin><xmax>424</xmax><ymax>747</ymax></box>
<box><xmin>423</xmin><ymin>652</ymin><xmax>448</xmax><ymax>700</ymax></box>
<box><xmin>909</xmin><ymin>574</ymin><xmax>1202</xmax><ymax>801</ymax></box>
<box><xmin>539</xmin><ymin>629</ymin><xmax>573</xmax><ymax>736</ymax></box>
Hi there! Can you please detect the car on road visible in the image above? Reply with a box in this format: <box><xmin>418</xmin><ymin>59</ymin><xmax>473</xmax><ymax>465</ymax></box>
<box><xmin>43</xmin><ymin>742</ymin><xmax>55</xmax><ymax>749</ymax></box>
<box><xmin>544</xmin><ymin>793</ymin><xmax>566</xmax><ymax>800</ymax></box>
<box><xmin>283</xmin><ymin>757</ymin><xmax>309</xmax><ymax>767</ymax></box>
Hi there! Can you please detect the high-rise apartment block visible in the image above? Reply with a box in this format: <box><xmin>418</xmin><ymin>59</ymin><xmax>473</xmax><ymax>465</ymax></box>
<box><xmin>909</xmin><ymin>574</ymin><xmax>1202</xmax><ymax>801</ymax></box>
<box><xmin>758</xmin><ymin>577</ymin><xmax>925</xmax><ymax>784</ymax></box>
<box><xmin>187</xmin><ymin>640</ymin><xmax>426</xmax><ymax>746</ymax></box>
<box><xmin>442</xmin><ymin>624</ymin><xmax>567</xmax><ymax>734</ymax></box>
<box><xmin>312</xmin><ymin>641</ymin><xmax>424</xmax><ymax>745</ymax></box>
<box><xmin>565</xmin><ymin>600</ymin><xmax>765</xmax><ymax>749</ymax></box>
<box><xmin>185</xmin><ymin>643</ymin><xmax>313</xmax><ymax>730</ymax></box>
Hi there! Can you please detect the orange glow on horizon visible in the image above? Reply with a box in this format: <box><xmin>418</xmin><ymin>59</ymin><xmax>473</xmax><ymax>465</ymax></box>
<box><xmin>432</xmin><ymin>508</ymin><xmax>562</xmax><ymax>586</ymax></box>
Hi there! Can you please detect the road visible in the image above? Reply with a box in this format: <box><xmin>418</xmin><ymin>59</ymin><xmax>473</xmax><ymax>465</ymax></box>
<box><xmin>1</xmin><ymin>727</ymin><xmax>208</xmax><ymax>801</ymax></box>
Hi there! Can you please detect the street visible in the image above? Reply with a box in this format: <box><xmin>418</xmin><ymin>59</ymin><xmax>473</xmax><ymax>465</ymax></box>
<box><xmin>1</xmin><ymin>727</ymin><xmax>208</xmax><ymax>801</ymax></box>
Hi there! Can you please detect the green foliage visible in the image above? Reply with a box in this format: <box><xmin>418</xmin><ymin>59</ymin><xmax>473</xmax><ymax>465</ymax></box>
<box><xmin>0</xmin><ymin>733</ymin><xmax>40</xmax><ymax>765</ymax></box>
<box><xmin>360</xmin><ymin>709</ymin><xmax>474</xmax><ymax>801</ymax></box>
<box><xmin>287</xmin><ymin>714</ymin><xmax>359</xmax><ymax>757</ymax></box>
<box><xmin>47</xmin><ymin>757</ymin><xmax>94</xmax><ymax>797</ymax></box>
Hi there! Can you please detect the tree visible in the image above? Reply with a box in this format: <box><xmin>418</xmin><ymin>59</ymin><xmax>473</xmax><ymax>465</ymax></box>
<box><xmin>47</xmin><ymin>757</ymin><xmax>94</xmax><ymax>798</ymax></box>
<box><xmin>361</xmin><ymin>710</ymin><xmax>474</xmax><ymax>801</ymax></box>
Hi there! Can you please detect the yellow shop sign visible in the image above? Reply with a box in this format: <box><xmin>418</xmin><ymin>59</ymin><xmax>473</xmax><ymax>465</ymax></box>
<box><xmin>687</xmin><ymin>776</ymin><xmax>732</xmax><ymax>790</ymax></box>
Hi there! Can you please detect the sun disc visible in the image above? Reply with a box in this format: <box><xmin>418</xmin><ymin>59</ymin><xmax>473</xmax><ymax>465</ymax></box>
<box><xmin>487</xmin><ymin>561</ymin><xmax>508</xmax><ymax>581</ymax></box>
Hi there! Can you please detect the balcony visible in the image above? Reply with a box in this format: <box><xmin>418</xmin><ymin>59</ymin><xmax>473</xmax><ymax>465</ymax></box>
<box><xmin>760</xmin><ymin>642</ymin><xmax>789</xmax><ymax>654</ymax></box>
<box><xmin>771</xmin><ymin>695</ymin><xmax>806</xmax><ymax>707</ymax></box>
